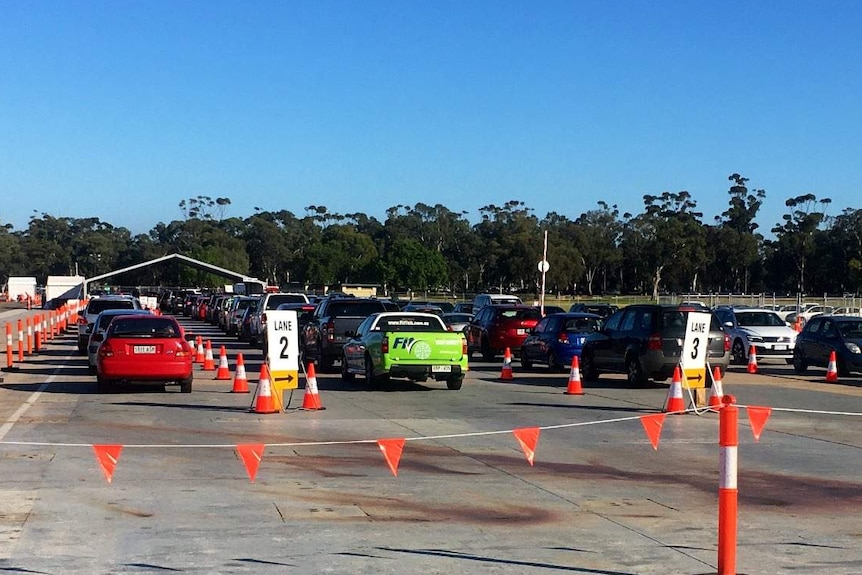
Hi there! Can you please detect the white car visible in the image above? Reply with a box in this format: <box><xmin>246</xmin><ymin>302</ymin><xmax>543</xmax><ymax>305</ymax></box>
<box><xmin>832</xmin><ymin>307</ymin><xmax>862</xmax><ymax>317</ymax></box>
<box><xmin>785</xmin><ymin>305</ymin><xmax>834</xmax><ymax>328</ymax></box>
<box><xmin>714</xmin><ymin>308</ymin><xmax>797</xmax><ymax>365</ymax></box>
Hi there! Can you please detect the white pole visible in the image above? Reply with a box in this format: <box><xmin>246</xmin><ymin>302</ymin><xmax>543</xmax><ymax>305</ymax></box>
<box><xmin>541</xmin><ymin>230</ymin><xmax>548</xmax><ymax>314</ymax></box>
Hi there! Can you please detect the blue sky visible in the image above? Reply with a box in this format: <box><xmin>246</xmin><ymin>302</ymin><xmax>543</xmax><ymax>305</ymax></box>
<box><xmin>2</xmin><ymin>1</ymin><xmax>860</xmax><ymax>236</ymax></box>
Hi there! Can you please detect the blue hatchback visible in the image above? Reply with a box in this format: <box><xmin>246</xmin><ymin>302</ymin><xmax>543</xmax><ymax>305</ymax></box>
<box><xmin>793</xmin><ymin>314</ymin><xmax>862</xmax><ymax>377</ymax></box>
<box><xmin>520</xmin><ymin>312</ymin><xmax>602</xmax><ymax>371</ymax></box>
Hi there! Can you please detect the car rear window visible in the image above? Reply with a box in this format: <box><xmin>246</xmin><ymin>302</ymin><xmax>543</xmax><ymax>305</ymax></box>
<box><xmin>110</xmin><ymin>318</ymin><xmax>180</xmax><ymax>338</ymax></box>
<box><xmin>499</xmin><ymin>309</ymin><xmax>542</xmax><ymax>321</ymax></box>
<box><xmin>88</xmin><ymin>299</ymin><xmax>137</xmax><ymax>314</ymax></box>
<box><xmin>328</xmin><ymin>301</ymin><xmax>385</xmax><ymax>317</ymax></box>
<box><xmin>564</xmin><ymin>317</ymin><xmax>601</xmax><ymax>332</ymax></box>
<box><xmin>265</xmin><ymin>294</ymin><xmax>307</xmax><ymax>309</ymax></box>
<box><xmin>376</xmin><ymin>315</ymin><xmax>446</xmax><ymax>332</ymax></box>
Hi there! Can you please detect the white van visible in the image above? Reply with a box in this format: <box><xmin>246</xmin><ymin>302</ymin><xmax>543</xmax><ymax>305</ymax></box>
<box><xmin>471</xmin><ymin>293</ymin><xmax>523</xmax><ymax>312</ymax></box>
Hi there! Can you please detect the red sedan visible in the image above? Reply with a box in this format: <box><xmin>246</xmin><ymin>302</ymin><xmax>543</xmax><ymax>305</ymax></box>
<box><xmin>96</xmin><ymin>315</ymin><xmax>194</xmax><ymax>393</ymax></box>
<box><xmin>466</xmin><ymin>305</ymin><xmax>543</xmax><ymax>360</ymax></box>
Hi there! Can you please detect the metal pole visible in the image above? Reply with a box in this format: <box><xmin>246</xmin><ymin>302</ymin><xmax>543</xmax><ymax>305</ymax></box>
<box><xmin>540</xmin><ymin>230</ymin><xmax>548</xmax><ymax>314</ymax></box>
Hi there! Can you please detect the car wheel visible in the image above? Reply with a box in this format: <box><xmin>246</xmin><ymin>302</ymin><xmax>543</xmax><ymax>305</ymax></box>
<box><xmin>520</xmin><ymin>349</ymin><xmax>533</xmax><ymax>370</ymax></box>
<box><xmin>481</xmin><ymin>339</ymin><xmax>495</xmax><ymax>362</ymax></box>
<box><xmin>365</xmin><ymin>355</ymin><xmax>388</xmax><ymax>389</ymax></box>
<box><xmin>341</xmin><ymin>354</ymin><xmax>355</xmax><ymax>381</ymax></box>
<box><xmin>626</xmin><ymin>355</ymin><xmax>647</xmax><ymax>387</ymax></box>
<box><xmin>792</xmin><ymin>348</ymin><xmax>808</xmax><ymax>373</ymax></box>
<box><xmin>320</xmin><ymin>354</ymin><xmax>335</xmax><ymax>373</ymax></box>
<box><xmin>731</xmin><ymin>339</ymin><xmax>747</xmax><ymax>365</ymax></box>
<box><xmin>180</xmin><ymin>376</ymin><xmax>193</xmax><ymax>394</ymax></box>
<box><xmin>837</xmin><ymin>356</ymin><xmax>851</xmax><ymax>377</ymax></box>
<box><xmin>581</xmin><ymin>351</ymin><xmax>599</xmax><ymax>381</ymax></box>
<box><xmin>96</xmin><ymin>377</ymin><xmax>113</xmax><ymax>393</ymax></box>
<box><xmin>547</xmin><ymin>351</ymin><xmax>560</xmax><ymax>372</ymax></box>
<box><xmin>446</xmin><ymin>374</ymin><xmax>464</xmax><ymax>390</ymax></box>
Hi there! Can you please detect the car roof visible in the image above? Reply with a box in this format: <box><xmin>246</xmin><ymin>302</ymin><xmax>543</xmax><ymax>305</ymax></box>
<box><xmin>96</xmin><ymin>308</ymin><xmax>150</xmax><ymax>316</ymax></box>
<box><xmin>547</xmin><ymin>312</ymin><xmax>602</xmax><ymax>319</ymax></box>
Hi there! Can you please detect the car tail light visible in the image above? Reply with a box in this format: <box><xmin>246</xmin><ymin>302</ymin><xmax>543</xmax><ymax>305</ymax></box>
<box><xmin>176</xmin><ymin>341</ymin><xmax>192</xmax><ymax>357</ymax></box>
<box><xmin>724</xmin><ymin>333</ymin><xmax>731</xmax><ymax>352</ymax></box>
<box><xmin>77</xmin><ymin>316</ymin><xmax>87</xmax><ymax>326</ymax></box>
<box><xmin>99</xmin><ymin>341</ymin><xmax>114</xmax><ymax>357</ymax></box>
<box><xmin>557</xmin><ymin>332</ymin><xmax>569</xmax><ymax>344</ymax></box>
<box><xmin>382</xmin><ymin>336</ymin><xmax>389</xmax><ymax>354</ymax></box>
<box><xmin>325</xmin><ymin>321</ymin><xmax>335</xmax><ymax>342</ymax></box>
<box><xmin>461</xmin><ymin>338</ymin><xmax>467</xmax><ymax>355</ymax></box>
<box><xmin>261</xmin><ymin>313</ymin><xmax>267</xmax><ymax>323</ymax></box>
<box><xmin>647</xmin><ymin>333</ymin><xmax>662</xmax><ymax>351</ymax></box>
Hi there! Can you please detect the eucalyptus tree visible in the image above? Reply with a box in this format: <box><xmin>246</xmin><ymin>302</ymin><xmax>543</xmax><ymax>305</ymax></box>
<box><xmin>707</xmin><ymin>174</ymin><xmax>766</xmax><ymax>293</ymax></box>
<box><xmin>573</xmin><ymin>201</ymin><xmax>622</xmax><ymax>295</ymax></box>
<box><xmin>813</xmin><ymin>208</ymin><xmax>862</xmax><ymax>294</ymax></box>
<box><xmin>474</xmin><ymin>201</ymin><xmax>541</xmax><ymax>291</ymax></box>
<box><xmin>382</xmin><ymin>238</ymin><xmax>448</xmax><ymax>293</ymax></box>
<box><xmin>631</xmin><ymin>191</ymin><xmax>707</xmax><ymax>300</ymax></box>
<box><xmin>305</xmin><ymin>223</ymin><xmax>379</xmax><ymax>285</ymax></box>
<box><xmin>539</xmin><ymin>212</ymin><xmax>585</xmax><ymax>294</ymax></box>
<box><xmin>0</xmin><ymin>221</ymin><xmax>20</xmax><ymax>276</ymax></box>
<box><xmin>382</xmin><ymin>203</ymin><xmax>474</xmax><ymax>293</ymax></box>
<box><xmin>15</xmin><ymin>214</ymin><xmax>77</xmax><ymax>278</ymax></box>
<box><xmin>244</xmin><ymin>211</ymin><xmax>293</xmax><ymax>285</ymax></box>
<box><xmin>768</xmin><ymin>193</ymin><xmax>831</xmax><ymax>295</ymax></box>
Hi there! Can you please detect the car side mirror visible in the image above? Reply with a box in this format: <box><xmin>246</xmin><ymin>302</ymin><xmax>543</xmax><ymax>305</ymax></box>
<box><xmin>91</xmin><ymin>333</ymin><xmax>104</xmax><ymax>343</ymax></box>
<box><xmin>344</xmin><ymin>330</ymin><xmax>355</xmax><ymax>338</ymax></box>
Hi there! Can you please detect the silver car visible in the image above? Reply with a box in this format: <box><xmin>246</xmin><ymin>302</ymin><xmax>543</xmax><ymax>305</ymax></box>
<box><xmin>714</xmin><ymin>307</ymin><xmax>797</xmax><ymax>365</ymax></box>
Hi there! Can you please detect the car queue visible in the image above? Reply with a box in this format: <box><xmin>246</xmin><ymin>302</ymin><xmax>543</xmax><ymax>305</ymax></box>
<box><xmin>76</xmin><ymin>289</ymin><xmax>862</xmax><ymax>394</ymax></box>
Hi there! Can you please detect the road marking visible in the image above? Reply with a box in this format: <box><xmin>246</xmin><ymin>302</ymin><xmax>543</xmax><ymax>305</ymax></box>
<box><xmin>0</xmin><ymin>369</ymin><xmax>61</xmax><ymax>442</ymax></box>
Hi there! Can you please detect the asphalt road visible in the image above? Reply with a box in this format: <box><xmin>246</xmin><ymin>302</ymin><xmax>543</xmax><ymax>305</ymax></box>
<box><xmin>0</xmin><ymin>311</ymin><xmax>860</xmax><ymax>574</ymax></box>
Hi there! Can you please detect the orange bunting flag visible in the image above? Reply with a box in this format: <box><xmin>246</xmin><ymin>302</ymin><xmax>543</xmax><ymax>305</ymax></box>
<box><xmin>236</xmin><ymin>444</ymin><xmax>266</xmax><ymax>482</ymax></box>
<box><xmin>93</xmin><ymin>444</ymin><xmax>123</xmax><ymax>484</ymax></box>
<box><xmin>377</xmin><ymin>438</ymin><xmax>406</xmax><ymax>477</ymax></box>
<box><xmin>512</xmin><ymin>427</ymin><xmax>541</xmax><ymax>466</ymax></box>
<box><xmin>639</xmin><ymin>413</ymin><xmax>666</xmax><ymax>450</ymax></box>
<box><xmin>746</xmin><ymin>406</ymin><xmax>773</xmax><ymax>442</ymax></box>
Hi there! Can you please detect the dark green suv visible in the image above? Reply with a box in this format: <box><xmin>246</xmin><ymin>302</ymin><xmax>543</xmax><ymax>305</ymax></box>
<box><xmin>580</xmin><ymin>304</ymin><xmax>730</xmax><ymax>386</ymax></box>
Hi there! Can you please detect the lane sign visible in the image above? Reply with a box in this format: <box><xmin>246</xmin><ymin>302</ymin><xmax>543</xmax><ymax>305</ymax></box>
<box><xmin>266</xmin><ymin>310</ymin><xmax>299</xmax><ymax>398</ymax></box>
<box><xmin>681</xmin><ymin>311</ymin><xmax>711</xmax><ymax>389</ymax></box>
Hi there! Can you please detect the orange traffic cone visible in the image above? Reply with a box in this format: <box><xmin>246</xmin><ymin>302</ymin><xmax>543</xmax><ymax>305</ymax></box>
<box><xmin>826</xmin><ymin>350</ymin><xmax>839</xmax><ymax>383</ymax></box>
<box><xmin>663</xmin><ymin>366</ymin><xmax>686</xmax><ymax>414</ymax></box>
<box><xmin>747</xmin><ymin>345</ymin><xmax>758</xmax><ymax>374</ymax></box>
<box><xmin>301</xmin><ymin>363</ymin><xmax>324</xmax><ymax>410</ymax></box>
<box><xmin>708</xmin><ymin>366</ymin><xmax>725</xmax><ymax>409</ymax></box>
<box><xmin>565</xmin><ymin>355</ymin><xmax>584</xmax><ymax>395</ymax></box>
<box><xmin>214</xmin><ymin>345</ymin><xmax>231</xmax><ymax>380</ymax></box>
<box><xmin>194</xmin><ymin>336</ymin><xmax>204</xmax><ymax>364</ymax></box>
<box><xmin>202</xmin><ymin>340</ymin><xmax>215</xmax><ymax>371</ymax></box>
<box><xmin>499</xmin><ymin>347</ymin><xmax>513</xmax><ymax>381</ymax></box>
<box><xmin>231</xmin><ymin>353</ymin><xmax>249</xmax><ymax>393</ymax></box>
<box><xmin>252</xmin><ymin>364</ymin><xmax>279</xmax><ymax>414</ymax></box>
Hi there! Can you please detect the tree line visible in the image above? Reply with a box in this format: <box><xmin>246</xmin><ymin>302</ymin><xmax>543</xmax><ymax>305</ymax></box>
<box><xmin>1</xmin><ymin>175</ymin><xmax>859</xmax><ymax>298</ymax></box>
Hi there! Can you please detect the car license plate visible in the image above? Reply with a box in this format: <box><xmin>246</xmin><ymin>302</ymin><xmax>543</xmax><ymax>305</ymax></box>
<box><xmin>133</xmin><ymin>345</ymin><xmax>156</xmax><ymax>354</ymax></box>
<box><xmin>773</xmin><ymin>345</ymin><xmax>786</xmax><ymax>351</ymax></box>
<box><xmin>517</xmin><ymin>329</ymin><xmax>526</xmax><ymax>335</ymax></box>
<box><xmin>431</xmin><ymin>365</ymin><xmax>452</xmax><ymax>373</ymax></box>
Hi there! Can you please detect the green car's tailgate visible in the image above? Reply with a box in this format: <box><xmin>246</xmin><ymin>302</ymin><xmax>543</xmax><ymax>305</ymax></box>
<box><xmin>381</xmin><ymin>331</ymin><xmax>468</xmax><ymax>370</ymax></box>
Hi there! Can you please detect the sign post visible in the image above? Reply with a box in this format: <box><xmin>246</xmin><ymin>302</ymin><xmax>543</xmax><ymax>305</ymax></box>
<box><xmin>265</xmin><ymin>310</ymin><xmax>300</xmax><ymax>408</ymax></box>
